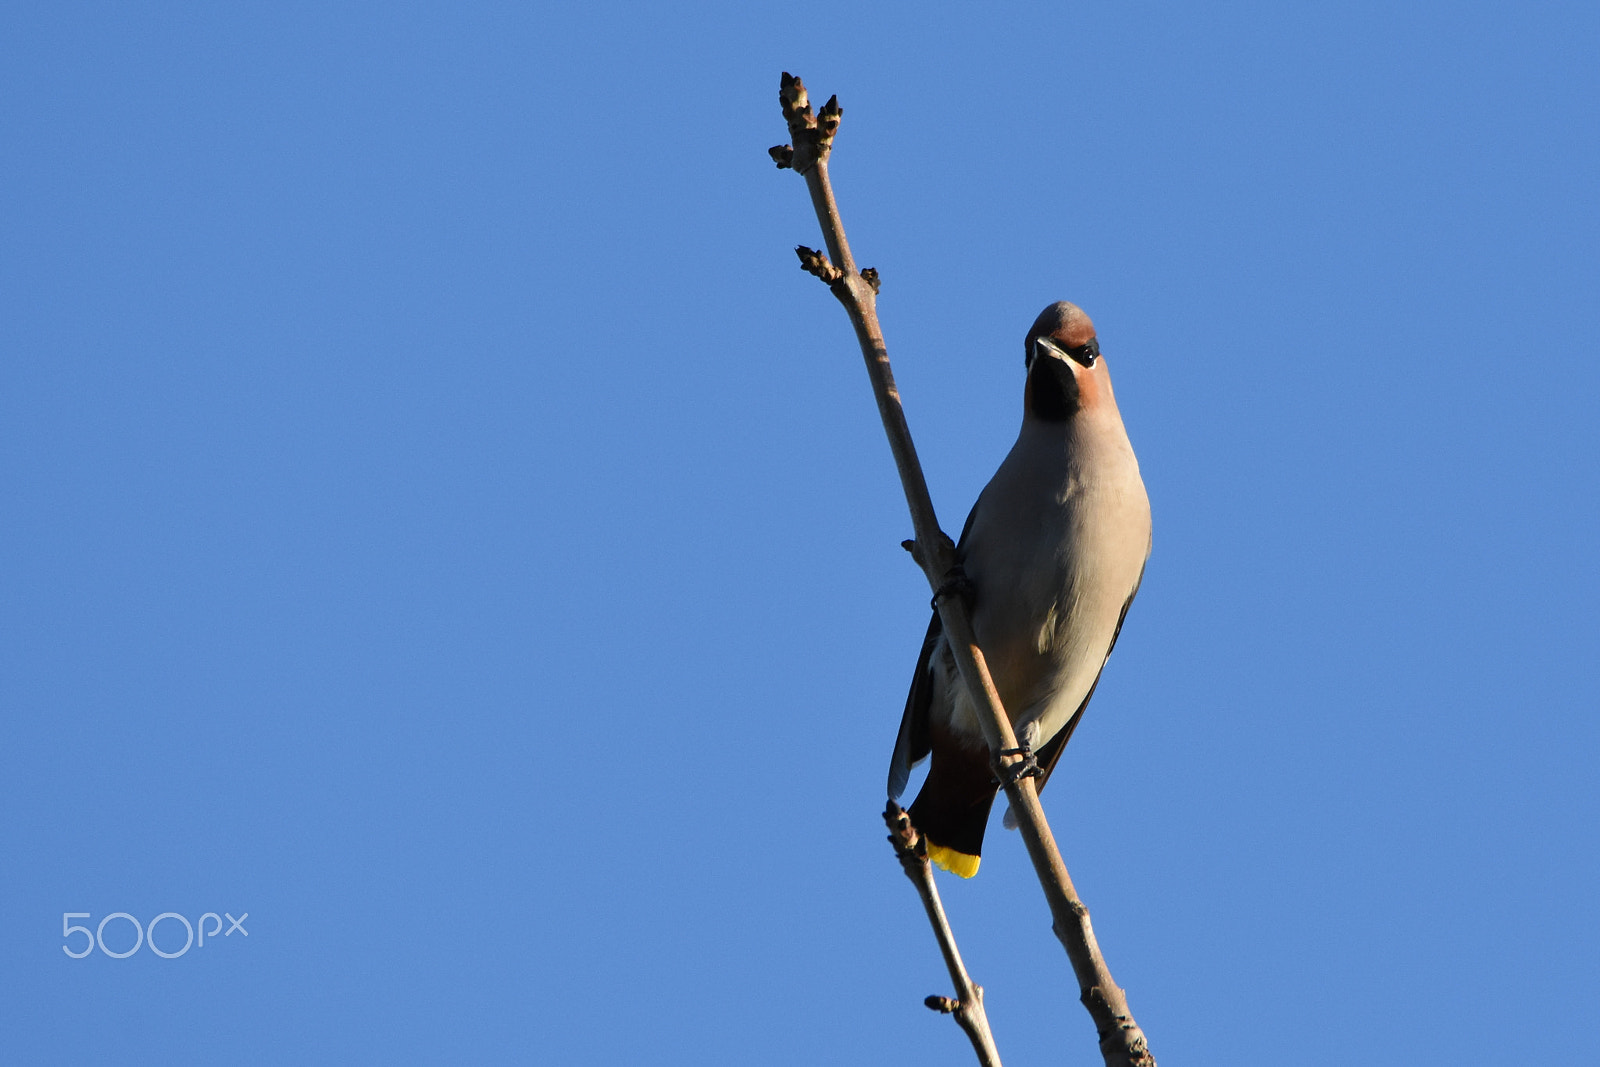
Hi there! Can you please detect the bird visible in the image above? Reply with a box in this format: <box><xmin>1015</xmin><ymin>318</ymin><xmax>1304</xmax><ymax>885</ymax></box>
<box><xmin>888</xmin><ymin>301</ymin><xmax>1152</xmax><ymax>878</ymax></box>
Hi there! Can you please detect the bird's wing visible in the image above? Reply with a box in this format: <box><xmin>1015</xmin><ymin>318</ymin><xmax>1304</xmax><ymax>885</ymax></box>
<box><xmin>888</xmin><ymin>496</ymin><xmax>986</xmax><ymax>799</ymax></box>
<box><xmin>1036</xmin><ymin>569</ymin><xmax>1144</xmax><ymax>793</ymax></box>
<box><xmin>888</xmin><ymin>611</ymin><xmax>942</xmax><ymax>799</ymax></box>
<box><xmin>955</xmin><ymin>493</ymin><xmax>983</xmax><ymax>551</ymax></box>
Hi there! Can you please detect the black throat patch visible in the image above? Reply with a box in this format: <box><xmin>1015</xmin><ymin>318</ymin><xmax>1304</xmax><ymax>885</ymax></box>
<box><xmin>1027</xmin><ymin>356</ymin><xmax>1080</xmax><ymax>422</ymax></box>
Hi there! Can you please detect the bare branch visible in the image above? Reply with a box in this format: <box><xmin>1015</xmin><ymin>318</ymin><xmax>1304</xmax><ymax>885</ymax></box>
<box><xmin>884</xmin><ymin>802</ymin><xmax>1002</xmax><ymax>1067</ymax></box>
<box><xmin>773</xmin><ymin>73</ymin><xmax>1157</xmax><ymax>1067</ymax></box>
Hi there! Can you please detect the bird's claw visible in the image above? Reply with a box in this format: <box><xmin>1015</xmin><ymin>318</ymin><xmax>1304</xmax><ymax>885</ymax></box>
<box><xmin>931</xmin><ymin>566</ymin><xmax>975</xmax><ymax>612</ymax></box>
<box><xmin>995</xmin><ymin>744</ymin><xmax>1041</xmax><ymax>785</ymax></box>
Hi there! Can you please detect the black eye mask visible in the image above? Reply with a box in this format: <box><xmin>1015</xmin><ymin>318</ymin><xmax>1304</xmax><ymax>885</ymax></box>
<box><xmin>1031</xmin><ymin>335</ymin><xmax>1100</xmax><ymax>369</ymax></box>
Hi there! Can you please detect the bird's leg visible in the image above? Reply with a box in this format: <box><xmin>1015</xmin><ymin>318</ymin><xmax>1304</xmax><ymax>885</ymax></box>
<box><xmin>995</xmin><ymin>746</ymin><xmax>1041</xmax><ymax>784</ymax></box>
<box><xmin>995</xmin><ymin>720</ymin><xmax>1042</xmax><ymax>784</ymax></box>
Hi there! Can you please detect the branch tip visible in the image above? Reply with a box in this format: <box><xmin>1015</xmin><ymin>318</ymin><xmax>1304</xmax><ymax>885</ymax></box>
<box><xmin>883</xmin><ymin>800</ymin><xmax>927</xmax><ymax>861</ymax></box>
<box><xmin>818</xmin><ymin>94</ymin><xmax>842</xmax><ymax>140</ymax></box>
<box><xmin>883</xmin><ymin>799</ymin><xmax>915</xmax><ymax>843</ymax></box>
<box><xmin>776</xmin><ymin>72</ymin><xmax>838</xmax><ymax>173</ymax></box>
<box><xmin>778</xmin><ymin>72</ymin><xmax>811</xmax><ymax>123</ymax></box>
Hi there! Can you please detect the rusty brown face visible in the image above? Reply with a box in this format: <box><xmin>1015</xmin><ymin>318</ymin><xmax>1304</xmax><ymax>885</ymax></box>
<box><xmin>1024</xmin><ymin>301</ymin><xmax>1097</xmax><ymax>368</ymax></box>
<box><xmin>1024</xmin><ymin>301</ymin><xmax>1110</xmax><ymax>422</ymax></box>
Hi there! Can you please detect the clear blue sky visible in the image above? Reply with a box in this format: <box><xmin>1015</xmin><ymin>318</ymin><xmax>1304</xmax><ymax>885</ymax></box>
<box><xmin>3</xmin><ymin>3</ymin><xmax>1597</xmax><ymax>1064</ymax></box>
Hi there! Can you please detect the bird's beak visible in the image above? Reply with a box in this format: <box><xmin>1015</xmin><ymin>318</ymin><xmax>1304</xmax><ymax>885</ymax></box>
<box><xmin>1033</xmin><ymin>335</ymin><xmax>1100</xmax><ymax>369</ymax></box>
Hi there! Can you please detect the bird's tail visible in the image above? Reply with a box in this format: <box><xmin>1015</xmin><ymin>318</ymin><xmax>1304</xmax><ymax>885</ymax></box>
<box><xmin>907</xmin><ymin>745</ymin><xmax>998</xmax><ymax>879</ymax></box>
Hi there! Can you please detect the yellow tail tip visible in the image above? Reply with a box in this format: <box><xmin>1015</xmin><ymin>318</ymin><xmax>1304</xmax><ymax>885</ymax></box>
<box><xmin>927</xmin><ymin>843</ymin><xmax>981</xmax><ymax>878</ymax></box>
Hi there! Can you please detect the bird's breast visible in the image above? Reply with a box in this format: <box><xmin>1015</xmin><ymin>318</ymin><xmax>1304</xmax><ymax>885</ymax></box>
<box><xmin>944</xmin><ymin>421</ymin><xmax>1150</xmax><ymax>742</ymax></box>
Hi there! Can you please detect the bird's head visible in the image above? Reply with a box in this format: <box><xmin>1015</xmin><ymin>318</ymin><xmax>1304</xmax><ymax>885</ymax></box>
<box><xmin>1022</xmin><ymin>301</ymin><xmax>1109</xmax><ymax>422</ymax></box>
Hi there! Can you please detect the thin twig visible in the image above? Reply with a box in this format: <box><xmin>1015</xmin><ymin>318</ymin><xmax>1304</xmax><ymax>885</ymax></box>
<box><xmin>884</xmin><ymin>802</ymin><xmax>1002</xmax><ymax>1067</ymax></box>
<box><xmin>772</xmin><ymin>72</ymin><xmax>1156</xmax><ymax>1067</ymax></box>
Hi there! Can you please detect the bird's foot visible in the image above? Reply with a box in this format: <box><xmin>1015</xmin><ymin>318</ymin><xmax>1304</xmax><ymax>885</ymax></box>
<box><xmin>930</xmin><ymin>565</ymin><xmax>975</xmax><ymax>611</ymax></box>
<box><xmin>995</xmin><ymin>743</ymin><xmax>1041</xmax><ymax>785</ymax></box>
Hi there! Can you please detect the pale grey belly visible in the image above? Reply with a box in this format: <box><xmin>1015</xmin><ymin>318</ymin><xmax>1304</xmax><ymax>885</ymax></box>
<box><xmin>937</xmin><ymin>486</ymin><xmax>1147</xmax><ymax>746</ymax></box>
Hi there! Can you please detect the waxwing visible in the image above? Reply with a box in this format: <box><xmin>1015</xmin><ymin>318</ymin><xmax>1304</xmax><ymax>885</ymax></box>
<box><xmin>888</xmin><ymin>301</ymin><xmax>1152</xmax><ymax>877</ymax></box>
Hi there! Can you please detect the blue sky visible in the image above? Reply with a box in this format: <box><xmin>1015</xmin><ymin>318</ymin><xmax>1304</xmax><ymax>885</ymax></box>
<box><xmin>3</xmin><ymin>2</ymin><xmax>1597</xmax><ymax>1063</ymax></box>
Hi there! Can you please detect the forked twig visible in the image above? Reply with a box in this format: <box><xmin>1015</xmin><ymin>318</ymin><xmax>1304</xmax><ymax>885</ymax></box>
<box><xmin>771</xmin><ymin>72</ymin><xmax>1156</xmax><ymax>1067</ymax></box>
<box><xmin>884</xmin><ymin>802</ymin><xmax>1001</xmax><ymax>1066</ymax></box>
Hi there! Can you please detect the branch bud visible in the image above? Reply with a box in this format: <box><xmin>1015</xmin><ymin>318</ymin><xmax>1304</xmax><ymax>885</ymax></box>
<box><xmin>778</xmin><ymin>72</ymin><xmax>811</xmax><ymax>123</ymax></box>
<box><xmin>795</xmin><ymin>245</ymin><xmax>844</xmax><ymax>285</ymax></box>
<box><xmin>816</xmin><ymin>94</ymin><xmax>842</xmax><ymax>146</ymax></box>
<box><xmin>776</xmin><ymin>72</ymin><xmax>840</xmax><ymax>174</ymax></box>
